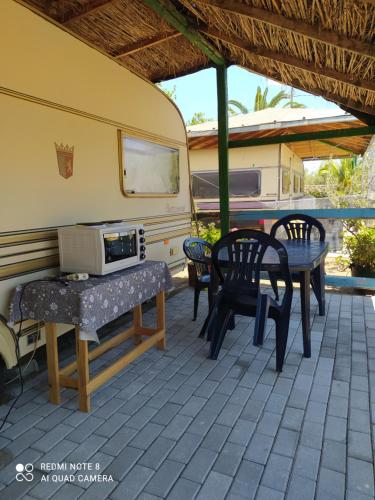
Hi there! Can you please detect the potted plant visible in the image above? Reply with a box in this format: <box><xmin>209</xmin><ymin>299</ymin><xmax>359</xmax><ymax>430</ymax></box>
<box><xmin>337</xmin><ymin>221</ymin><xmax>375</xmax><ymax>278</ymax></box>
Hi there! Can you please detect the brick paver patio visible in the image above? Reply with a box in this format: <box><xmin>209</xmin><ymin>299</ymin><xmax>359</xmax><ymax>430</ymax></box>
<box><xmin>0</xmin><ymin>286</ymin><xmax>374</xmax><ymax>499</ymax></box>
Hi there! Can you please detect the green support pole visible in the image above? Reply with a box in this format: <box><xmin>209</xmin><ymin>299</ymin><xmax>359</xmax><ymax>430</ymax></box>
<box><xmin>216</xmin><ymin>65</ymin><xmax>230</xmax><ymax>235</ymax></box>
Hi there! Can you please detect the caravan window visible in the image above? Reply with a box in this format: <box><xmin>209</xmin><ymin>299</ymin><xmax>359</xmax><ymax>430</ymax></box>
<box><xmin>119</xmin><ymin>132</ymin><xmax>180</xmax><ymax>196</ymax></box>
<box><xmin>282</xmin><ymin>169</ymin><xmax>291</xmax><ymax>194</ymax></box>
<box><xmin>293</xmin><ymin>173</ymin><xmax>300</xmax><ymax>193</ymax></box>
<box><xmin>192</xmin><ymin>169</ymin><xmax>261</xmax><ymax>198</ymax></box>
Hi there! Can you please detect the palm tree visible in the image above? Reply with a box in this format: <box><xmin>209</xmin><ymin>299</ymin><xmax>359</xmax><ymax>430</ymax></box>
<box><xmin>318</xmin><ymin>157</ymin><xmax>361</xmax><ymax>195</ymax></box>
<box><xmin>228</xmin><ymin>86</ymin><xmax>305</xmax><ymax>114</ymax></box>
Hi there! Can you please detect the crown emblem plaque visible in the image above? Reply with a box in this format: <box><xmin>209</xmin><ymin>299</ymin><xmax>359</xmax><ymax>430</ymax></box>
<box><xmin>55</xmin><ymin>142</ymin><xmax>74</xmax><ymax>179</ymax></box>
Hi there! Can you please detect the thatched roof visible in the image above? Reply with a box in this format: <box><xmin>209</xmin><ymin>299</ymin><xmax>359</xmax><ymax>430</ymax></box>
<box><xmin>187</xmin><ymin>108</ymin><xmax>371</xmax><ymax>159</ymax></box>
<box><xmin>20</xmin><ymin>0</ymin><xmax>375</xmax><ymax>120</ymax></box>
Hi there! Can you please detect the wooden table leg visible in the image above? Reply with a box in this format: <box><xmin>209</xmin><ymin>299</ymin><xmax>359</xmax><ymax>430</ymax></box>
<box><xmin>133</xmin><ymin>304</ymin><xmax>143</xmax><ymax>345</ymax></box>
<box><xmin>156</xmin><ymin>291</ymin><xmax>166</xmax><ymax>350</ymax></box>
<box><xmin>45</xmin><ymin>323</ymin><xmax>61</xmax><ymax>404</ymax></box>
<box><xmin>300</xmin><ymin>271</ymin><xmax>311</xmax><ymax>358</ymax></box>
<box><xmin>75</xmin><ymin>327</ymin><xmax>90</xmax><ymax>412</ymax></box>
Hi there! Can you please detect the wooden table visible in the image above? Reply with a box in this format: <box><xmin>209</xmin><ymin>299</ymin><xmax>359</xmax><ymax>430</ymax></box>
<box><xmin>9</xmin><ymin>261</ymin><xmax>172</xmax><ymax>412</ymax></box>
<box><xmin>46</xmin><ymin>292</ymin><xmax>166</xmax><ymax>412</ymax></box>
<box><xmin>202</xmin><ymin>240</ymin><xmax>329</xmax><ymax>358</ymax></box>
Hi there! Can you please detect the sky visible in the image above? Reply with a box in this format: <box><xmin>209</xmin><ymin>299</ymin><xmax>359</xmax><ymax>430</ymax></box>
<box><xmin>160</xmin><ymin>65</ymin><xmax>341</xmax><ymax>124</ymax></box>
<box><xmin>160</xmin><ymin>66</ymin><xmax>342</xmax><ymax>171</ymax></box>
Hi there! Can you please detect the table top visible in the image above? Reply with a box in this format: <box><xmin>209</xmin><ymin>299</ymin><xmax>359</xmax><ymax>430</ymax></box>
<box><xmin>216</xmin><ymin>239</ymin><xmax>329</xmax><ymax>273</ymax></box>
<box><xmin>264</xmin><ymin>239</ymin><xmax>329</xmax><ymax>272</ymax></box>
<box><xmin>8</xmin><ymin>260</ymin><xmax>173</xmax><ymax>341</ymax></box>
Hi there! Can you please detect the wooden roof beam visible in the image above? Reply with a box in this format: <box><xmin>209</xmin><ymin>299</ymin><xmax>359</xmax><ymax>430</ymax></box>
<box><xmin>140</xmin><ymin>0</ymin><xmax>225</xmax><ymax>65</ymax></box>
<box><xmin>61</xmin><ymin>0</ymin><xmax>113</xmax><ymax>24</ymax></box>
<box><xmin>197</xmin><ymin>0</ymin><xmax>375</xmax><ymax>59</ymax></box>
<box><xmin>201</xmin><ymin>28</ymin><xmax>375</xmax><ymax>92</ymax></box>
<box><xmin>228</xmin><ymin>126</ymin><xmax>375</xmax><ymax>149</ymax></box>
<box><xmin>114</xmin><ymin>32</ymin><xmax>181</xmax><ymax>58</ymax></box>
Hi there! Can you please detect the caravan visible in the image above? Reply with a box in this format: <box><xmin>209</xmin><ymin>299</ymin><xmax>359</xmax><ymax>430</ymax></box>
<box><xmin>0</xmin><ymin>0</ymin><xmax>191</xmax><ymax>373</ymax></box>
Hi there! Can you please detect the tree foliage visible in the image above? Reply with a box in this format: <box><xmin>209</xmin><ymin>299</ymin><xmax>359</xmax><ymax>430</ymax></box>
<box><xmin>318</xmin><ymin>157</ymin><xmax>363</xmax><ymax>195</ymax></box>
<box><xmin>186</xmin><ymin>112</ymin><xmax>213</xmax><ymax>126</ymax></box>
<box><xmin>156</xmin><ymin>83</ymin><xmax>177</xmax><ymax>101</ymax></box>
<box><xmin>228</xmin><ymin>86</ymin><xmax>306</xmax><ymax>114</ymax></box>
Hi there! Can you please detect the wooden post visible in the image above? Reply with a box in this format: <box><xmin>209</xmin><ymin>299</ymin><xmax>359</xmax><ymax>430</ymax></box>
<box><xmin>133</xmin><ymin>304</ymin><xmax>143</xmax><ymax>345</ymax></box>
<box><xmin>75</xmin><ymin>327</ymin><xmax>90</xmax><ymax>412</ymax></box>
<box><xmin>156</xmin><ymin>291</ymin><xmax>166</xmax><ymax>350</ymax></box>
<box><xmin>216</xmin><ymin>64</ymin><xmax>230</xmax><ymax>235</ymax></box>
<box><xmin>45</xmin><ymin>323</ymin><xmax>61</xmax><ymax>404</ymax></box>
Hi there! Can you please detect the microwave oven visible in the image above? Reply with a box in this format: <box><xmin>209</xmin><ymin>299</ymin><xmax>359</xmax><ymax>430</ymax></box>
<box><xmin>58</xmin><ymin>222</ymin><xmax>146</xmax><ymax>275</ymax></box>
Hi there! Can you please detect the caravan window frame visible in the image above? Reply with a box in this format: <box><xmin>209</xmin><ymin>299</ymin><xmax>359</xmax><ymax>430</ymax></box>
<box><xmin>192</xmin><ymin>168</ymin><xmax>261</xmax><ymax>199</ymax></box>
<box><xmin>118</xmin><ymin>130</ymin><xmax>180</xmax><ymax>198</ymax></box>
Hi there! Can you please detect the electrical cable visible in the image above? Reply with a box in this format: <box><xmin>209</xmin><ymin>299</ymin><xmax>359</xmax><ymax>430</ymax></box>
<box><xmin>0</xmin><ymin>278</ymin><xmax>63</xmax><ymax>432</ymax></box>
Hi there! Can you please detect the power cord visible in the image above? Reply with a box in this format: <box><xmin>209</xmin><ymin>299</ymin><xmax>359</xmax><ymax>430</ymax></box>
<box><xmin>0</xmin><ymin>277</ymin><xmax>68</xmax><ymax>432</ymax></box>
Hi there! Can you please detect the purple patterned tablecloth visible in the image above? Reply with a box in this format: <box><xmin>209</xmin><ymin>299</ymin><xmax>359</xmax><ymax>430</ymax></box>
<box><xmin>8</xmin><ymin>261</ymin><xmax>173</xmax><ymax>341</ymax></box>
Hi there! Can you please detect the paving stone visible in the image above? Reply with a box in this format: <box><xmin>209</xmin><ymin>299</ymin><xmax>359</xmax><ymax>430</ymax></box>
<box><xmin>167</xmin><ymin>477</ymin><xmax>201</xmax><ymax>500</ymax></box>
<box><xmin>151</xmin><ymin>403</ymin><xmax>181</xmax><ymax>425</ymax></box>
<box><xmin>201</xmin><ymin>424</ymin><xmax>231</xmax><ymax>452</ymax></box>
<box><xmin>300</xmin><ymin>420</ymin><xmax>324</xmax><ymax>450</ymax></box>
<box><xmin>213</xmin><ymin>442</ymin><xmax>245</xmax><ymax>476</ymax></box>
<box><xmin>65</xmin><ymin>435</ymin><xmax>107</xmax><ymax>464</ymax></box>
<box><xmin>264</xmin><ymin>393</ymin><xmax>288</xmax><ymax>414</ymax></box>
<box><xmin>316</xmin><ymin>467</ymin><xmax>345</xmax><ymax>499</ymax></box>
<box><xmin>348</xmin><ymin>431</ymin><xmax>373</xmax><ymax>462</ymax></box>
<box><xmin>34</xmin><ymin>407</ymin><xmax>73</xmax><ymax>431</ymax></box>
<box><xmin>196</xmin><ymin>471</ymin><xmax>232</xmax><ymax>500</ymax></box>
<box><xmin>240</xmin><ymin>399</ymin><xmax>265</xmax><ymax>422</ymax></box>
<box><xmin>0</xmin><ymin>469</ymin><xmax>43</xmax><ymax>500</ymax></box>
<box><xmin>183</xmin><ymin>447</ymin><xmax>218</xmax><ymax>483</ymax></box>
<box><xmin>273</xmin><ymin>428</ymin><xmax>299</xmax><ymax>458</ymax></box>
<box><xmin>138</xmin><ymin>436</ymin><xmax>176</xmax><ymax>469</ymax></box>
<box><xmin>78</xmin><ymin>479</ymin><xmax>118</xmax><ymax>500</ymax></box>
<box><xmin>347</xmin><ymin>457</ymin><xmax>375</xmax><ymax>497</ymax></box>
<box><xmin>111</xmin><ymin>465</ymin><xmax>154</xmax><ymax>500</ymax></box>
<box><xmin>305</xmin><ymin>401</ymin><xmax>327</xmax><ymax>424</ymax></box>
<box><xmin>162</xmin><ymin>414</ymin><xmax>193</xmax><ymax>440</ymax></box>
<box><xmin>101</xmin><ymin>426</ymin><xmax>137</xmax><ymax>456</ymax></box>
<box><xmin>130</xmin><ymin>423</ymin><xmax>164</xmax><ymax>450</ymax></box>
<box><xmin>244</xmin><ymin>432</ymin><xmax>274</xmax><ymax>465</ymax></box>
<box><xmin>256</xmin><ymin>485</ymin><xmax>284</xmax><ymax>500</ymax></box>
<box><xmin>324</xmin><ymin>415</ymin><xmax>347</xmax><ymax>442</ymax></box>
<box><xmin>228</xmin><ymin>418</ymin><xmax>256</xmax><ymax>446</ymax></box>
<box><xmin>228</xmin><ymin>460</ymin><xmax>263</xmax><ymax>499</ymax></box>
<box><xmin>32</xmin><ymin>423</ymin><xmax>75</xmax><ymax>452</ymax></box>
<box><xmin>349</xmin><ymin>408</ymin><xmax>371</xmax><ymax>433</ymax></box>
<box><xmin>94</xmin><ymin>413</ymin><xmax>130</xmax><ymax>438</ymax></box>
<box><xmin>1</xmin><ymin>414</ymin><xmax>43</xmax><ymax>440</ymax></box>
<box><xmin>126</xmin><ymin>406</ymin><xmax>158</xmax><ymax>430</ymax></box>
<box><xmin>51</xmin><ymin>483</ymin><xmax>83</xmax><ymax>500</ymax></box>
<box><xmin>0</xmin><ymin>447</ymin><xmax>42</xmax><ymax>485</ymax></box>
<box><xmin>256</xmin><ymin>412</ymin><xmax>282</xmax><ymax>437</ymax></box>
<box><xmin>281</xmin><ymin>407</ymin><xmax>304</xmax><ymax>431</ymax></box>
<box><xmin>286</xmin><ymin>474</ymin><xmax>316</xmax><ymax>500</ymax></box>
<box><xmin>67</xmin><ymin>415</ymin><xmax>106</xmax><ymax>443</ymax></box>
<box><xmin>321</xmin><ymin>439</ymin><xmax>346</xmax><ymax>473</ymax></box>
<box><xmin>168</xmin><ymin>432</ymin><xmax>203</xmax><ymax>464</ymax></box>
<box><xmin>292</xmin><ymin>445</ymin><xmax>320</xmax><ymax>481</ymax></box>
<box><xmin>5</xmin><ymin>427</ymin><xmax>45</xmax><ymax>457</ymax></box>
<box><xmin>144</xmin><ymin>459</ymin><xmax>185</xmax><ymax>497</ymax></box>
<box><xmin>35</xmin><ymin>439</ymin><xmax>79</xmax><ymax>471</ymax></box>
<box><xmin>261</xmin><ymin>453</ymin><xmax>292</xmax><ymax>492</ymax></box>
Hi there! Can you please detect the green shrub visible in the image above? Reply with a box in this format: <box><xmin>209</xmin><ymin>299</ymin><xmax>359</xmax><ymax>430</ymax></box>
<box><xmin>336</xmin><ymin>222</ymin><xmax>375</xmax><ymax>276</ymax></box>
<box><xmin>192</xmin><ymin>221</ymin><xmax>221</xmax><ymax>245</ymax></box>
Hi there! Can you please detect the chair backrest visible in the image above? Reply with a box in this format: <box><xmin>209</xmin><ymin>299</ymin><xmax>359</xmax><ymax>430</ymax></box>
<box><xmin>183</xmin><ymin>238</ymin><xmax>212</xmax><ymax>277</ymax></box>
<box><xmin>270</xmin><ymin>214</ymin><xmax>325</xmax><ymax>242</ymax></box>
<box><xmin>212</xmin><ymin>229</ymin><xmax>293</xmax><ymax>305</ymax></box>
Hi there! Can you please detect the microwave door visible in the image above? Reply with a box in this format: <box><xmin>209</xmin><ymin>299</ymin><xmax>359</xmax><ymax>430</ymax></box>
<box><xmin>103</xmin><ymin>230</ymin><xmax>137</xmax><ymax>263</ymax></box>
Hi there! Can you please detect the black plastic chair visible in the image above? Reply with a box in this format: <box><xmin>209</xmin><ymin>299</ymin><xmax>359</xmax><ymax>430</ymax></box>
<box><xmin>183</xmin><ymin>238</ymin><xmax>212</xmax><ymax>321</ymax></box>
<box><xmin>208</xmin><ymin>229</ymin><xmax>293</xmax><ymax>371</ymax></box>
<box><xmin>269</xmin><ymin>214</ymin><xmax>326</xmax><ymax>315</ymax></box>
